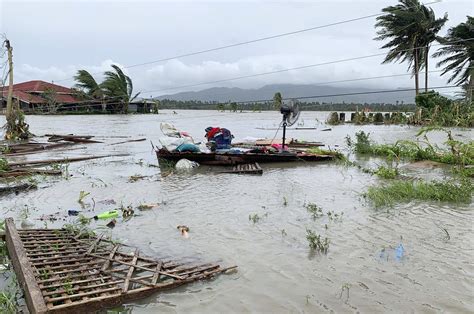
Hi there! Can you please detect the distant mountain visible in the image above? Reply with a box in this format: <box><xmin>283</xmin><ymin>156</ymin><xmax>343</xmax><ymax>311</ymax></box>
<box><xmin>157</xmin><ymin>84</ymin><xmax>416</xmax><ymax>104</ymax></box>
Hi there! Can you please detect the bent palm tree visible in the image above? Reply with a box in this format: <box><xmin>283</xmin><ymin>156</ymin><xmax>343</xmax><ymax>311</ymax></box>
<box><xmin>418</xmin><ymin>6</ymin><xmax>448</xmax><ymax>92</ymax></box>
<box><xmin>74</xmin><ymin>70</ymin><xmax>103</xmax><ymax>99</ymax></box>
<box><xmin>375</xmin><ymin>0</ymin><xmax>424</xmax><ymax>95</ymax></box>
<box><xmin>101</xmin><ymin>65</ymin><xmax>140</xmax><ymax>113</ymax></box>
<box><xmin>433</xmin><ymin>16</ymin><xmax>474</xmax><ymax>101</ymax></box>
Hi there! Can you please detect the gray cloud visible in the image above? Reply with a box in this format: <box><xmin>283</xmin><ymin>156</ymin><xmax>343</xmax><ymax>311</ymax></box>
<box><xmin>1</xmin><ymin>0</ymin><xmax>472</xmax><ymax>97</ymax></box>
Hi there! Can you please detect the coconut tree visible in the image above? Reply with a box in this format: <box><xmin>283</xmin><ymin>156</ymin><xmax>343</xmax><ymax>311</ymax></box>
<box><xmin>73</xmin><ymin>70</ymin><xmax>102</xmax><ymax>99</ymax></box>
<box><xmin>375</xmin><ymin>0</ymin><xmax>442</xmax><ymax>95</ymax></box>
<box><xmin>418</xmin><ymin>6</ymin><xmax>448</xmax><ymax>92</ymax></box>
<box><xmin>100</xmin><ymin>65</ymin><xmax>139</xmax><ymax>113</ymax></box>
<box><xmin>433</xmin><ymin>16</ymin><xmax>474</xmax><ymax>101</ymax></box>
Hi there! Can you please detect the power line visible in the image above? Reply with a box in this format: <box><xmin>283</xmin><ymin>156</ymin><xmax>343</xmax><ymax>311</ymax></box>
<box><xmin>54</xmin><ymin>0</ymin><xmax>441</xmax><ymax>83</ymax></box>
<box><xmin>234</xmin><ymin>85</ymin><xmax>458</xmax><ymax>104</ymax></box>
<box><xmin>155</xmin><ymin>69</ymin><xmax>450</xmax><ymax>101</ymax></box>
<box><xmin>39</xmin><ymin>85</ymin><xmax>459</xmax><ymax>112</ymax></box>
<box><xmin>137</xmin><ymin>38</ymin><xmax>473</xmax><ymax>96</ymax></box>
<box><xmin>45</xmin><ymin>66</ymin><xmax>460</xmax><ymax>107</ymax></box>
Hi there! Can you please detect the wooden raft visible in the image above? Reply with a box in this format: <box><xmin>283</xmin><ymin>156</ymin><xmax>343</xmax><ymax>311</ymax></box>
<box><xmin>222</xmin><ymin>162</ymin><xmax>263</xmax><ymax>175</ymax></box>
<box><xmin>4</xmin><ymin>218</ymin><xmax>235</xmax><ymax>313</ymax></box>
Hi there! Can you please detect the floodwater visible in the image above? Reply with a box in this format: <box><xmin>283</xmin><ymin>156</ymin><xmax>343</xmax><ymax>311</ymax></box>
<box><xmin>0</xmin><ymin>110</ymin><xmax>473</xmax><ymax>313</ymax></box>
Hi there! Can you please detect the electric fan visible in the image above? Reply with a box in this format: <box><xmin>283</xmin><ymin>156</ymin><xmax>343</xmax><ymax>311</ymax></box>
<box><xmin>279</xmin><ymin>100</ymin><xmax>300</xmax><ymax>152</ymax></box>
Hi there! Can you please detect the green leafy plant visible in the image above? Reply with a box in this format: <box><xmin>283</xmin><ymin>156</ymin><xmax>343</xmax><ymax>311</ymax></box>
<box><xmin>326</xmin><ymin>210</ymin><xmax>344</xmax><ymax>221</ymax></box>
<box><xmin>249</xmin><ymin>213</ymin><xmax>261</xmax><ymax>223</ymax></box>
<box><xmin>63</xmin><ymin>278</ymin><xmax>74</xmax><ymax>295</ymax></box>
<box><xmin>304</xmin><ymin>203</ymin><xmax>323</xmax><ymax>220</ymax></box>
<box><xmin>346</xmin><ymin>130</ymin><xmax>474</xmax><ymax>167</ymax></box>
<box><xmin>0</xmin><ymin>158</ymin><xmax>9</xmax><ymax>172</ymax></box>
<box><xmin>305</xmin><ymin>229</ymin><xmax>329</xmax><ymax>253</ymax></box>
<box><xmin>374</xmin><ymin>165</ymin><xmax>399</xmax><ymax>179</ymax></box>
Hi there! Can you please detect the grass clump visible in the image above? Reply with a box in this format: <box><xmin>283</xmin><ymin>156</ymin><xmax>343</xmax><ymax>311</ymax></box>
<box><xmin>249</xmin><ymin>212</ymin><xmax>268</xmax><ymax>223</ymax></box>
<box><xmin>374</xmin><ymin>165</ymin><xmax>399</xmax><ymax>179</ymax></box>
<box><xmin>365</xmin><ymin>180</ymin><xmax>473</xmax><ymax>207</ymax></box>
<box><xmin>346</xmin><ymin>129</ymin><xmax>474</xmax><ymax>167</ymax></box>
<box><xmin>0</xmin><ymin>275</ymin><xmax>20</xmax><ymax>313</ymax></box>
<box><xmin>306</xmin><ymin>229</ymin><xmax>329</xmax><ymax>253</ymax></box>
<box><xmin>304</xmin><ymin>202</ymin><xmax>323</xmax><ymax>220</ymax></box>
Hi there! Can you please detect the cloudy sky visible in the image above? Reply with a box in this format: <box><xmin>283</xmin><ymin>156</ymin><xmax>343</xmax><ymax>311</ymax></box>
<box><xmin>0</xmin><ymin>0</ymin><xmax>472</xmax><ymax>97</ymax></box>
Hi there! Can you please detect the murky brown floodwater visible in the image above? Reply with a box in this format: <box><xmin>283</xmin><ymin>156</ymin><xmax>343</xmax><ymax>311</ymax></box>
<box><xmin>1</xmin><ymin>110</ymin><xmax>473</xmax><ymax>313</ymax></box>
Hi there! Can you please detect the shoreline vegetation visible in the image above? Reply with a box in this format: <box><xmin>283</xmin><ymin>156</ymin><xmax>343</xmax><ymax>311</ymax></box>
<box><xmin>343</xmin><ymin>127</ymin><xmax>474</xmax><ymax>207</ymax></box>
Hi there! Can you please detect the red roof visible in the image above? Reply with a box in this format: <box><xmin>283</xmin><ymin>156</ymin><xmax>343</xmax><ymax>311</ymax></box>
<box><xmin>1</xmin><ymin>80</ymin><xmax>81</xmax><ymax>104</ymax></box>
<box><xmin>1</xmin><ymin>90</ymin><xmax>46</xmax><ymax>104</ymax></box>
<box><xmin>8</xmin><ymin>80</ymin><xmax>73</xmax><ymax>93</ymax></box>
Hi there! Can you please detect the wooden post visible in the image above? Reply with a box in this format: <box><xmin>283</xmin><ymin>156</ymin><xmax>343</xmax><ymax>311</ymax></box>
<box><xmin>4</xmin><ymin>218</ymin><xmax>48</xmax><ymax>314</ymax></box>
<box><xmin>5</xmin><ymin>40</ymin><xmax>14</xmax><ymax>128</ymax></box>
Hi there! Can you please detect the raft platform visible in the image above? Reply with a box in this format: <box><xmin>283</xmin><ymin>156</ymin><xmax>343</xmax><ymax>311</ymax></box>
<box><xmin>157</xmin><ymin>149</ymin><xmax>335</xmax><ymax>165</ymax></box>
<box><xmin>4</xmin><ymin>218</ymin><xmax>235</xmax><ymax>313</ymax></box>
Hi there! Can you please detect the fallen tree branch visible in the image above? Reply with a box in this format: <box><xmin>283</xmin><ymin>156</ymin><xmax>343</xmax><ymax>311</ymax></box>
<box><xmin>7</xmin><ymin>154</ymin><xmax>130</xmax><ymax>168</ymax></box>
<box><xmin>109</xmin><ymin>138</ymin><xmax>146</xmax><ymax>146</ymax></box>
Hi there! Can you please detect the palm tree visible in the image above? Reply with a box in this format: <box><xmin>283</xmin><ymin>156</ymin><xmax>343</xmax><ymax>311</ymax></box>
<box><xmin>73</xmin><ymin>70</ymin><xmax>103</xmax><ymax>99</ymax></box>
<box><xmin>375</xmin><ymin>0</ymin><xmax>446</xmax><ymax>95</ymax></box>
<box><xmin>433</xmin><ymin>16</ymin><xmax>474</xmax><ymax>101</ymax></box>
<box><xmin>100</xmin><ymin>65</ymin><xmax>140</xmax><ymax>113</ymax></box>
<box><xmin>375</xmin><ymin>0</ymin><xmax>423</xmax><ymax>95</ymax></box>
<box><xmin>418</xmin><ymin>6</ymin><xmax>448</xmax><ymax>92</ymax></box>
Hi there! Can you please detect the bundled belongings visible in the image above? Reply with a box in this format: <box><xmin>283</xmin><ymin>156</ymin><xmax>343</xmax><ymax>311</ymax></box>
<box><xmin>159</xmin><ymin>123</ymin><xmax>202</xmax><ymax>152</ymax></box>
<box><xmin>205</xmin><ymin>127</ymin><xmax>234</xmax><ymax>151</ymax></box>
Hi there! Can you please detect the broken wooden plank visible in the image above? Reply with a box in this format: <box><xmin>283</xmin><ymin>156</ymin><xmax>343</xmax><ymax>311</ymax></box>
<box><xmin>7</xmin><ymin>154</ymin><xmax>130</xmax><ymax>168</ymax></box>
<box><xmin>220</xmin><ymin>162</ymin><xmax>263</xmax><ymax>175</ymax></box>
<box><xmin>88</xmin><ymin>253</ymin><xmax>185</xmax><ymax>280</ymax></box>
<box><xmin>4</xmin><ymin>218</ymin><xmax>49</xmax><ymax>314</ymax></box>
<box><xmin>45</xmin><ymin>134</ymin><xmax>102</xmax><ymax>144</ymax></box>
<box><xmin>0</xmin><ymin>183</ymin><xmax>37</xmax><ymax>195</ymax></box>
<box><xmin>123</xmin><ymin>249</ymin><xmax>139</xmax><ymax>292</ymax></box>
<box><xmin>109</xmin><ymin>138</ymin><xmax>147</xmax><ymax>146</ymax></box>
<box><xmin>86</xmin><ymin>234</ymin><xmax>104</xmax><ymax>255</ymax></box>
<box><xmin>101</xmin><ymin>244</ymin><xmax>119</xmax><ymax>272</ymax></box>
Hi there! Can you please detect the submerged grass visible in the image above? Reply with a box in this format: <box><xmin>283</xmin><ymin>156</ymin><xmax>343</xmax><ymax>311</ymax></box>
<box><xmin>365</xmin><ymin>180</ymin><xmax>473</xmax><ymax>207</ymax></box>
<box><xmin>305</xmin><ymin>229</ymin><xmax>329</xmax><ymax>253</ymax></box>
<box><xmin>346</xmin><ymin>129</ymin><xmax>474</xmax><ymax>166</ymax></box>
<box><xmin>374</xmin><ymin>165</ymin><xmax>399</xmax><ymax>179</ymax></box>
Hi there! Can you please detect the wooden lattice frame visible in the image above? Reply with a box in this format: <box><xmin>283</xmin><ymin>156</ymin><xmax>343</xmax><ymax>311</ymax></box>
<box><xmin>5</xmin><ymin>218</ymin><xmax>235</xmax><ymax>313</ymax></box>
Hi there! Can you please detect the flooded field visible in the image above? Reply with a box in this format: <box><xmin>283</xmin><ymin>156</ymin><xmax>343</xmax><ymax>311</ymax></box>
<box><xmin>1</xmin><ymin>110</ymin><xmax>473</xmax><ymax>313</ymax></box>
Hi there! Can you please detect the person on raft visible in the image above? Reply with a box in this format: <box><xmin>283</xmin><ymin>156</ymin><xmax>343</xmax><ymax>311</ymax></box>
<box><xmin>204</xmin><ymin>127</ymin><xmax>234</xmax><ymax>151</ymax></box>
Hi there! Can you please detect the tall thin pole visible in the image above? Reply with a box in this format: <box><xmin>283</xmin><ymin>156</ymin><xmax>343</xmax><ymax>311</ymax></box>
<box><xmin>281</xmin><ymin>120</ymin><xmax>287</xmax><ymax>153</ymax></box>
<box><xmin>5</xmin><ymin>39</ymin><xmax>13</xmax><ymax>120</ymax></box>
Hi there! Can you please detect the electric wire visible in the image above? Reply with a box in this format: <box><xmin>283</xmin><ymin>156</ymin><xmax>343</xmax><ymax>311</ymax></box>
<box><xmin>54</xmin><ymin>0</ymin><xmax>441</xmax><ymax>83</ymax></box>
<box><xmin>36</xmin><ymin>84</ymin><xmax>459</xmax><ymax>112</ymax></box>
<box><xmin>137</xmin><ymin>38</ymin><xmax>473</xmax><ymax>96</ymax></box>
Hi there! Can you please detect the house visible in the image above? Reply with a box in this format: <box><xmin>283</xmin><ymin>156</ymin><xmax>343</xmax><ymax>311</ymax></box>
<box><xmin>0</xmin><ymin>80</ymin><xmax>98</xmax><ymax>113</ymax></box>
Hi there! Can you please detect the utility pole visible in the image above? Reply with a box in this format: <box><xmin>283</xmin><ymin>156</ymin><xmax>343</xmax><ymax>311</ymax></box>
<box><xmin>5</xmin><ymin>39</ymin><xmax>13</xmax><ymax>124</ymax></box>
<box><xmin>3</xmin><ymin>38</ymin><xmax>30</xmax><ymax>140</ymax></box>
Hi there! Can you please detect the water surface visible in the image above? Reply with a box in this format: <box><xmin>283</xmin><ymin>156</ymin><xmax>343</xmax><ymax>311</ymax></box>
<box><xmin>0</xmin><ymin>111</ymin><xmax>473</xmax><ymax>313</ymax></box>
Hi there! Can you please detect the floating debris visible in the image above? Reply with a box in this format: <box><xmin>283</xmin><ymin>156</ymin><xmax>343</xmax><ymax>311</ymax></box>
<box><xmin>4</xmin><ymin>218</ymin><xmax>235</xmax><ymax>313</ymax></box>
<box><xmin>177</xmin><ymin>225</ymin><xmax>190</xmax><ymax>238</ymax></box>
<box><xmin>221</xmin><ymin>162</ymin><xmax>263</xmax><ymax>175</ymax></box>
